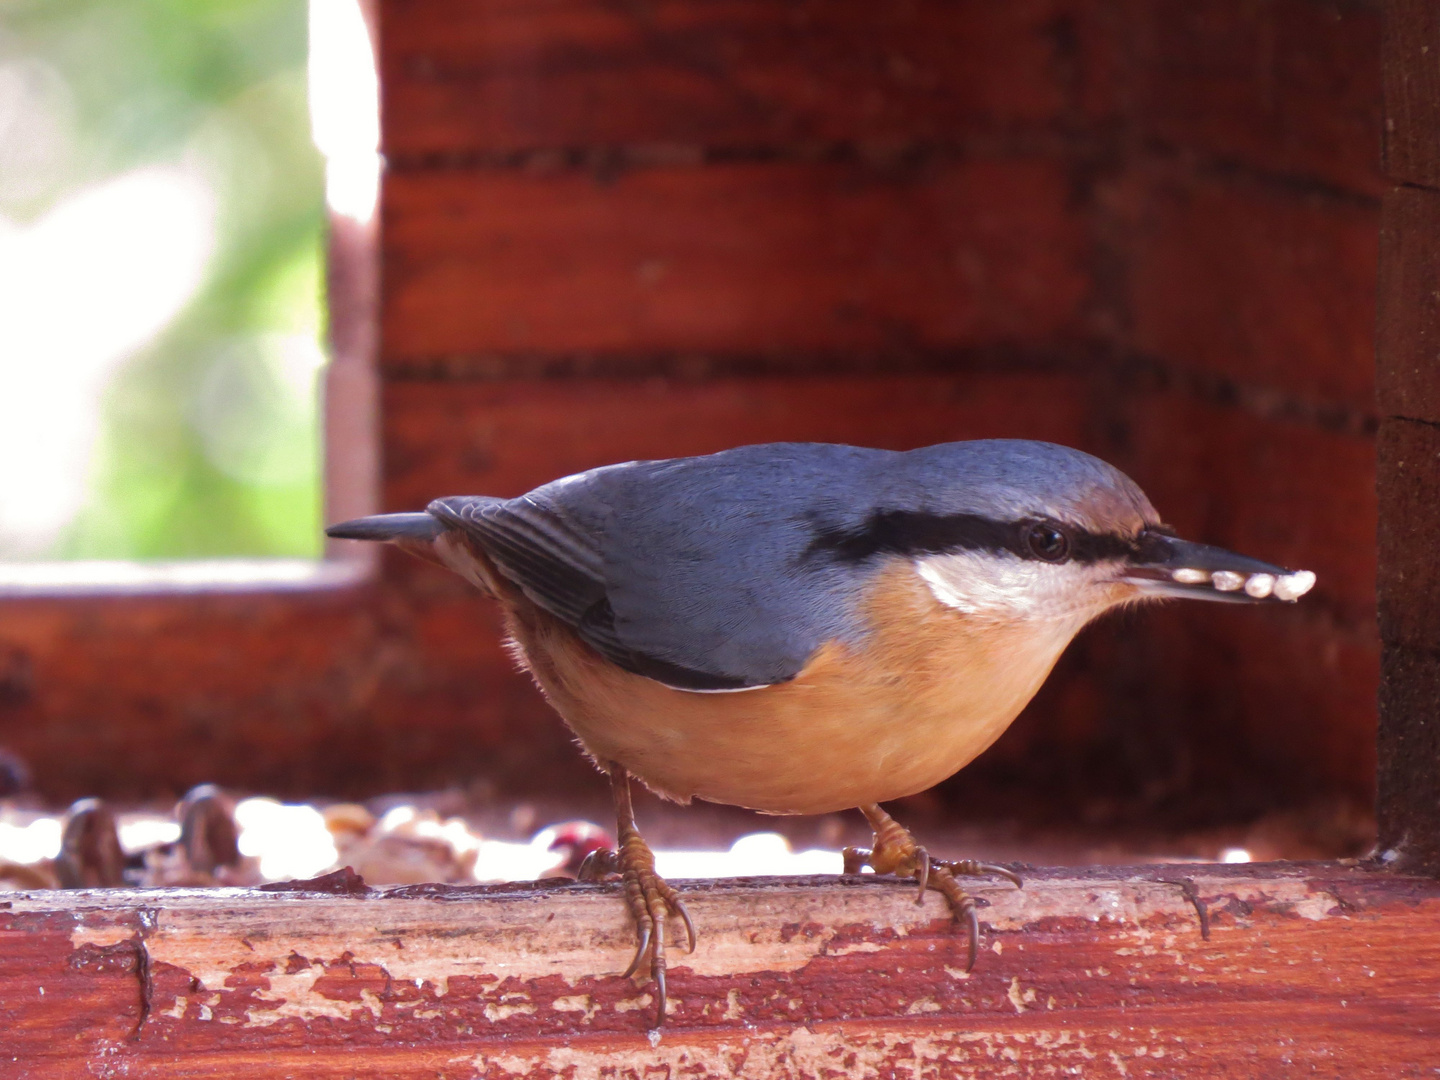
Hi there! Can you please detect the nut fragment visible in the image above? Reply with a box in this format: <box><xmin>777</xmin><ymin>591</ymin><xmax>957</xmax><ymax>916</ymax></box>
<box><xmin>1272</xmin><ymin>569</ymin><xmax>1316</xmax><ymax>602</ymax></box>
<box><xmin>1211</xmin><ymin>570</ymin><xmax>1245</xmax><ymax>592</ymax></box>
<box><xmin>1172</xmin><ymin>568</ymin><xmax>1210</xmax><ymax>585</ymax></box>
<box><xmin>1244</xmin><ymin>573</ymin><xmax>1275</xmax><ymax>599</ymax></box>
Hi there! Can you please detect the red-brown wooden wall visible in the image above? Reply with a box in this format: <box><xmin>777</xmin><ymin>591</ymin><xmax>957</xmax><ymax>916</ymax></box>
<box><xmin>0</xmin><ymin>1</ymin><xmax>1383</xmax><ymax>834</ymax></box>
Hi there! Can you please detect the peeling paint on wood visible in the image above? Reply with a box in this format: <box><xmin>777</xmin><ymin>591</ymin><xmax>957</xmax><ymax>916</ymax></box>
<box><xmin>3</xmin><ymin>864</ymin><xmax>1438</xmax><ymax>1077</ymax></box>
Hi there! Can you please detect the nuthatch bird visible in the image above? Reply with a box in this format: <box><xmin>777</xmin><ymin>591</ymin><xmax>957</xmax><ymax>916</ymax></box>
<box><xmin>328</xmin><ymin>439</ymin><xmax>1316</xmax><ymax>1024</ymax></box>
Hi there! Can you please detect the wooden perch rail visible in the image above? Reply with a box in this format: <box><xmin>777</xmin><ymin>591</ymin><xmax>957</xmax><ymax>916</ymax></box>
<box><xmin>3</xmin><ymin>863</ymin><xmax>1439</xmax><ymax>1078</ymax></box>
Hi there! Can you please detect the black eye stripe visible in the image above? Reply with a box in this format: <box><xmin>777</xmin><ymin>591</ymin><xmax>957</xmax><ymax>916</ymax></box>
<box><xmin>1066</xmin><ymin>527</ymin><xmax>1142</xmax><ymax>563</ymax></box>
<box><xmin>805</xmin><ymin>510</ymin><xmax>1142</xmax><ymax>565</ymax></box>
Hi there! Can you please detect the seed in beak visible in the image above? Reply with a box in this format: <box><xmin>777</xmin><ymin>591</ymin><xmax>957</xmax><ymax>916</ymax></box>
<box><xmin>1272</xmin><ymin>570</ymin><xmax>1316</xmax><ymax>602</ymax></box>
<box><xmin>1244</xmin><ymin>573</ymin><xmax>1275</xmax><ymax>599</ymax></box>
<box><xmin>1172</xmin><ymin>568</ymin><xmax>1210</xmax><ymax>584</ymax></box>
<box><xmin>1211</xmin><ymin>570</ymin><xmax>1245</xmax><ymax>592</ymax></box>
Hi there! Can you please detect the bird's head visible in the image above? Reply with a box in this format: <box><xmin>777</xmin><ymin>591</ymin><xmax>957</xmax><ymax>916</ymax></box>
<box><xmin>831</xmin><ymin>441</ymin><xmax>1316</xmax><ymax>627</ymax></box>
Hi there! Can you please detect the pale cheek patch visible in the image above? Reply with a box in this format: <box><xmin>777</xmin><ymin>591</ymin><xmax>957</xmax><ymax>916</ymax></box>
<box><xmin>916</xmin><ymin>553</ymin><xmax>1038</xmax><ymax>616</ymax></box>
<box><xmin>915</xmin><ymin>552</ymin><xmax>1102</xmax><ymax>622</ymax></box>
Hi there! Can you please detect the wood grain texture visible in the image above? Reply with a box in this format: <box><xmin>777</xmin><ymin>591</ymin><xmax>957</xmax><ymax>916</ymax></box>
<box><xmin>1378</xmin><ymin>641</ymin><xmax>1440</xmax><ymax>870</ymax></box>
<box><xmin>1377</xmin><ymin>184</ymin><xmax>1440</xmax><ymax>422</ymax></box>
<box><xmin>4</xmin><ymin>865</ymin><xmax>1438</xmax><ymax>1078</ymax></box>
<box><xmin>1382</xmin><ymin>0</ymin><xmax>1440</xmax><ymax>188</ymax></box>
<box><xmin>1076</xmin><ymin>392</ymin><xmax>1380</xmax><ymax>807</ymax></box>
<box><xmin>379</xmin><ymin>0</ymin><xmax>1383</xmax><ymax>196</ymax></box>
<box><xmin>1376</xmin><ymin>418</ymin><xmax>1440</xmax><ymax>652</ymax></box>
<box><xmin>0</xmin><ymin>583</ymin><xmax>548</xmax><ymax>802</ymax></box>
<box><xmin>1118</xmin><ymin>0</ymin><xmax>1382</xmax><ymax>196</ymax></box>
<box><xmin>1086</xmin><ymin>601</ymin><xmax>1377</xmax><ymax>802</ymax></box>
<box><xmin>380</xmin><ymin>160</ymin><xmax>1088</xmax><ymax>364</ymax></box>
<box><xmin>1376</xmin><ymin>0</ymin><xmax>1440</xmax><ymax>872</ymax></box>
<box><xmin>1105</xmin><ymin>160</ymin><xmax>1380</xmax><ymax>412</ymax></box>
<box><xmin>379</xmin><ymin>0</ymin><xmax>1073</xmax><ymax>159</ymax></box>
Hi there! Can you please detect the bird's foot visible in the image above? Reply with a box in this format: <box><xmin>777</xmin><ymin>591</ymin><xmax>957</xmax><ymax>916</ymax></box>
<box><xmin>843</xmin><ymin>803</ymin><xmax>1022</xmax><ymax>971</ymax></box>
<box><xmin>582</xmin><ymin>767</ymin><xmax>696</xmax><ymax>1027</ymax></box>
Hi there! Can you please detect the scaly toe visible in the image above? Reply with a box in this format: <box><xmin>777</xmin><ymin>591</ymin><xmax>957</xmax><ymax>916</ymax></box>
<box><xmin>598</xmin><ymin>767</ymin><xmax>694</xmax><ymax>1029</ymax></box>
<box><xmin>925</xmin><ymin>863</ymin><xmax>983</xmax><ymax>969</ymax></box>
<box><xmin>848</xmin><ymin>805</ymin><xmax>1018</xmax><ymax>971</ymax></box>
<box><xmin>618</xmin><ymin>863</ymin><xmax>694</xmax><ymax>1026</ymax></box>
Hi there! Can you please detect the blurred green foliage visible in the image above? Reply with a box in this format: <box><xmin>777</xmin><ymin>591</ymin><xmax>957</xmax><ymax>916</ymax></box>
<box><xmin>1</xmin><ymin>0</ymin><xmax>325</xmax><ymax>559</ymax></box>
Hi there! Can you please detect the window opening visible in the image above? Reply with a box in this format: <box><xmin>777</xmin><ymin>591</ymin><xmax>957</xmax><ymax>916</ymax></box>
<box><xmin>0</xmin><ymin>0</ymin><xmax>377</xmax><ymax>591</ymax></box>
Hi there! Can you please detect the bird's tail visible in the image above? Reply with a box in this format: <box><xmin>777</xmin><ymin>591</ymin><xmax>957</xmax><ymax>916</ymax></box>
<box><xmin>325</xmin><ymin>512</ymin><xmax>443</xmax><ymax>542</ymax></box>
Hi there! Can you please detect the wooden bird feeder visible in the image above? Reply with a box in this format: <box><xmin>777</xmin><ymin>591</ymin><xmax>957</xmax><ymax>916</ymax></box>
<box><xmin>2</xmin><ymin>1</ymin><xmax>1438</xmax><ymax>1075</ymax></box>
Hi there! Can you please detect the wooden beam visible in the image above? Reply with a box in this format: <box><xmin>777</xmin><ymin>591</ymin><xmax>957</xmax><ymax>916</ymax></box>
<box><xmin>1383</xmin><ymin>0</ymin><xmax>1440</xmax><ymax>189</ymax></box>
<box><xmin>4</xmin><ymin>864</ymin><xmax>1437</xmax><ymax>1077</ymax></box>
<box><xmin>378</xmin><ymin>0</ymin><xmax>1073</xmax><ymax>159</ymax></box>
<box><xmin>1377</xmin><ymin>0</ymin><xmax>1440</xmax><ymax>874</ymax></box>
<box><xmin>380</xmin><ymin>160</ymin><xmax>1088</xmax><ymax>364</ymax></box>
<box><xmin>1376</xmin><ymin>414</ymin><xmax>1440</xmax><ymax>871</ymax></box>
<box><xmin>1121</xmin><ymin>0</ymin><xmax>1382</xmax><ymax>198</ymax></box>
<box><xmin>1117</xmin><ymin>161</ymin><xmax>1379</xmax><ymax>412</ymax></box>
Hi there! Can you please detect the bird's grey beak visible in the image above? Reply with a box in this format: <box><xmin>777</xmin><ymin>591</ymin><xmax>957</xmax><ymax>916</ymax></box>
<box><xmin>1121</xmin><ymin>530</ymin><xmax>1316</xmax><ymax>603</ymax></box>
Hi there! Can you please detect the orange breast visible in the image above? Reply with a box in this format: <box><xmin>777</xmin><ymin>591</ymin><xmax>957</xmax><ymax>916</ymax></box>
<box><xmin>502</xmin><ymin>560</ymin><xmax>1089</xmax><ymax>816</ymax></box>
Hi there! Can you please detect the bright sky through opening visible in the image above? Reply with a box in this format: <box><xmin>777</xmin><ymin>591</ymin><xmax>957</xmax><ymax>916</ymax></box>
<box><xmin>0</xmin><ymin>0</ymin><xmax>378</xmax><ymax>569</ymax></box>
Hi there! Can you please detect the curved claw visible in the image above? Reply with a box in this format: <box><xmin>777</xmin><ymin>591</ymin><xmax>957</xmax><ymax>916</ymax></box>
<box><xmin>676</xmin><ymin>897</ymin><xmax>697</xmax><ymax>953</ymax></box>
<box><xmin>943</xmin><ymin>858</ymin><xmax>1024</xmax><ymax>890</ymax></box>
<box><xmin>984</xmin><ymin>863</ymin><xmax>1024</xmax><ymax>890</ymax></box>
<box><xmin>914</xmin><ymin>847</ymin><xmax>931</xmax><ymax>904</ymax></box>
<box><xmin>622</xmin><ymin>920</ymin><xmax>652</xmax><ymax>980</ymax></box>
<box><xmin>652</xmin><ymin>954</ymin><xmax>667</xmax><ymax>1027</ymax></box>
<box><xmin>962</xmin><ymin>903</ymin><xmax>980</xmax><ymax>972</ymax></box>
<box><xmin>616</xmin><ymin>882</ymin><xmax>688</xmax><ymax>1028</ymax></box>
<box><xmin>848</xmin><ymin>804</ymin><xmax>1019</xmax><ymax>974</ymax></box>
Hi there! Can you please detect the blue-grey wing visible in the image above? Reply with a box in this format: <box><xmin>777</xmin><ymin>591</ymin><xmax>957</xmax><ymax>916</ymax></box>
<box><xmin>427</xmin><ymin>490</ymin><xmax>724</xmax><ymax>684</ymax></box>
<box><xmin>428</xmin><ymin>444</ymin><xmax>885</xmax><ymax>691</ymax></box>
<box><xmin>429</xmin><ymin>493</ymin><xmax>606</xmax><ymax>627</ymax></box>
<box><xmin>428</xmin><ymin>482</ymin><xmax>798</xmax><ymax>691</ymax></box>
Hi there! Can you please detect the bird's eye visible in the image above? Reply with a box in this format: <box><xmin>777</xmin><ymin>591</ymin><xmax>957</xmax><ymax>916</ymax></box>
<box><xmin>1025</xmin><ymin>522</ymin><xmax>1070</xmax><ymax>562</ymax></box>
